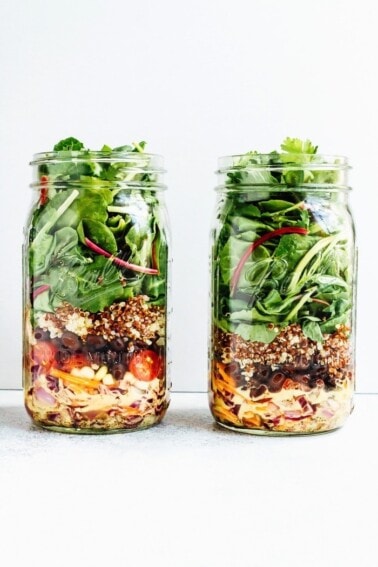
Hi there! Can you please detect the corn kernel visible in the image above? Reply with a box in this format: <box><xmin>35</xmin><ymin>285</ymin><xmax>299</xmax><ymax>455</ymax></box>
<box><xmin>103</xmin><ymin>374</ymin><xmax>114</xmax><ymax>386</ymax></box>
<box><xmin>95</xmin><ymin>365</ymin><xmax>108</xmax><ymax>379</ymax></box>
<box><xmin>71</xmin><ymin>366</ymin><xmax>95</xmax><ymax>379</ymax></box>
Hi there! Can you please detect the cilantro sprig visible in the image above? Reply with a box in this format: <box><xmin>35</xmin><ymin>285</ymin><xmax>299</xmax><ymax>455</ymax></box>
<box><xmin>227</xmin><ymin>137</ymin><xmax>338</xmax><ymax>187</ymax></box>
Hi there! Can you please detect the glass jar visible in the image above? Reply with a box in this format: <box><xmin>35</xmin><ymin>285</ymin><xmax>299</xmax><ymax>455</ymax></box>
<box><xmin>209</xmin><ymin>152</ymin><xmax>356</xmax><ymax>434</ymax></box>
<box><xmin>23</xmin><ymin>147</ymin><xmax>170</xmax><ymax>433</ymax></box>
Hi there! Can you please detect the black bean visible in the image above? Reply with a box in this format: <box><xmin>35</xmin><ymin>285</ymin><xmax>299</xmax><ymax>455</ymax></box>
<box><xmin>61</xmin><ymin>331</ymin><xmax>81</xmax><ymax>351</ymax></box>
<box><xmin>110</xmin><ymin>338</ymin><xmax>125</xmax><ymax>352</ymax></box>
<box><xmin>134</xmin><ymin>340</ymin><xmax>149</xmax><ymax>350</ymax></box>
<box><xmin>74</xmin><ymin>347</ymin><xmax>86</xmax><ymax>356</ymax></box>
<box><xmin>267</xmin><ymin>372</ymin><xmax>287</xmax><ymax>393</ymax></box>
<box><xmin>250</xmin><ymin>384</ymin><xmax>268</xmax><ymax>398</ymax></box>
<box><xmin>121</xmin><ymin>351</ymin><xmax>133</xmax><ymax>366</ymax></box>
<box><xmin>106</xmin><ymin>350</ymin><xmax>119</xmax><ymax>365</ymax></box>
<box><xmin>310</xmin><ymin>365</ymin><xmax>327</xmax><ymax>379</ymax></box>
<box><xmin>51</xmin><ymin>337</ymin><xmax>62</xmax><ymax>350</ymax></box>
<box><xmin>224</xmin><ymin>362</ymin><xmax>241</xmax><ymax>379</ymax></box>
<box><xmin>255</xmin><ymin>365</ymin><xmax>271</xmax><ymax>382</ymax></box>
<box><xmin>326</xmin><ymin>375</ymin><xmax>337</xmax><ymax>388</ymax></box>
<box><xmin>89</xmin><ymin>351</ymin><xmax>102</xmax><ymax>366</ymax></box>
<box><xmin>86</xmin><ymin>334</ymin><xmax>107</xmax><ymax>351</ymax></box>
<box><xmin>112</xmin><ymin>363</ymin><xmax>126</xmax><ymax>381</ymax></box>
<box><xmin>294</xmin><ymin>373</ymin><xmax>310</xmax><ymax>387</ymax></box>
<box><xmin>34</xmin><ymin>328</ymin><xmax>50</xmax><ymax>341</ymax></box>
<box><xmin>55</xmin><ymin>349</ymin><xmax>71</xmax><ymax>365</ymax></box>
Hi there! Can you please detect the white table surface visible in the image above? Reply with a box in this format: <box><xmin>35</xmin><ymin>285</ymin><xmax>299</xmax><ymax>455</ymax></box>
<box><xmin>0</xmin><ymin>390</ymin><xmax>377</xmax><ymax>567</ymax></box>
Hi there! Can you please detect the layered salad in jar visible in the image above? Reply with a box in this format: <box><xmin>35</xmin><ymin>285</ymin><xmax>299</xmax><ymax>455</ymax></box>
<box><xmin>24</xmin><ymin>137</ymin><xmax>169</xmax><ymax>433</ymax></box>
<box><xmin>210</xmin><ymin>138</ymin><xmax>355</xmax><ymax>434</ymax></box>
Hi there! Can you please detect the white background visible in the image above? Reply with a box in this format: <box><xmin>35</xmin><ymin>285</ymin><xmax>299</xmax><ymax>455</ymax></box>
<box><xmin>0</xmin><ymin>0</ymin><xmax>377</xmax><ymax>392</ymax></box>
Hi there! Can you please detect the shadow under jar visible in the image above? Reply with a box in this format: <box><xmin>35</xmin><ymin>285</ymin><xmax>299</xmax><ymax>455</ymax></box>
<box><xmin>209</xmin><ymin>150</ymin><xmax>356</xmax><ymax>435</ymax></box>
<box><xmin>23</xmin><ymin>145</ymin><xmax>170</xmax><ymax>433</ymax></box>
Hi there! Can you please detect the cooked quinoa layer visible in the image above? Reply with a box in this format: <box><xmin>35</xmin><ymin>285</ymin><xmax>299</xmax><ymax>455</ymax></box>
<box><xmin>36</xmin><ymin>295</ymin><xmax>165</xmax><ymax>343</ymax></box>
<box><xmin>214</xmin><ymin>323</ymin><xmax>352</xmax><ymax>382</ymax></box>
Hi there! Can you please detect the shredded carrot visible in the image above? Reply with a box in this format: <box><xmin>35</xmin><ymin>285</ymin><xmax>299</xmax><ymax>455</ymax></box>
<box><xmin>213</xmin><ymin>368</ymin><xmax>255</xmax><ymax>404</ymax></box>
<box><xmin>118</xmin><ymin>406</ymin><xmax>143</xmax><ymax>415</ymax></box>
<box><xmin>242</xmin><ymin>411</ymin><xmax>262</xmax><ymax>427</ymax></box>
<box><xmin>216</xmin><ymin>362</ymin><xmax>236</xmax><ymax>387</ymax></box>
<box><xmin>213</xmin><ymin>404</ymin><xmax>242</xmax><ymax>426</ymax></box>
<box><xmin>213</xmin><ymin>378</ymin><xmax>236</xmax><ymax>397</ymax></box>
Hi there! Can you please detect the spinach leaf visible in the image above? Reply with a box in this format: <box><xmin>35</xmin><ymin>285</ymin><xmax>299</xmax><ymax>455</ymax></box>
<box><xmin>107</xmin><ymin>214</ymin><xmax>128</xmax><ymax>237</ymax></box>
<box><xmin>30</xmin><ymin>190</ymin><xmax>80</xmax><ymax>275</ymax></box>
<box><xmin>56</xmin><ymin>186</ymin><xmax>112</xmax><ymax>230</ymax></box>
<box><xmin>38</xmin><ymin>159</ymin><xmax>97</xmax><ymax>180</ymax></box>
<box><xmin>53</xmin><ymin>227</ymin><xmax>78</xmax><ymax>256</ymax></box>
<box><xmin>275</xmin><ymin>234</ymin><xmax>319</xmax><ymax>273</ymax></box>
<box><xmin>231</xmin><ymin>217</ymin><xmax>272</xmax><ymax>234</ymax></box>
<box><xmin>213</xmin><ymin>138</ymin><xmax>353</xmax><ymax>343</ymax></box>
<box><xmin>125</xmin><ymin>221</ymin><xmax>155</xmax><ymax>269</ymax></box>
<box><xmin>32</xmin><ymin>189</ymin><xmax>79</xmax><ymax>245</ymax></box>
<box><xmin>229</xmin><ymin>307</ymin><xmax>278</xmax><ymax>324</ymax></box>
<box><xmin>78</xmin><ymin>219</ymin><xmax>118</xmax><ymax>255</ymax></box>
<box><xmin>260</xmin><ymin>200</ymin><xmax>295</xmax><ymax>212</ymax></box>
<box><xmin>235</xmin><ymin>323</ymin><xmax>279</xmax><ymax>343</ymax></box>
<box><xmin>302</xmin><ymin>320</ymin><xmax>323</xmax><ymax>343</ymax></box>
<box><xmin>219</xmin><ymin>236</ymin><xmax>269</xmax><ymax>286</ymax></box>
<box><xmin>255</xmin><ymin>289</ymin><xmax>299</xmax><ymax>316</ymax></box>
<box><xmin>227</xmin><ymin>152</ymin><xmax>278</xmax><ymax>186</ymax></box>
<box><xmin>142</xmin><ymin>226</ymin><xmax>168</xmax><ymax>304</ymax></box>
<box><xmin>320</xmin><ymin>314</ymin><xmax>349</xmax><ymax>334</ymax></box>
<box><xmin>30</xmin><ymin>137</ymin><xmax>165</xmax><ymax>317</ymax></box>
<box><xmin>236</xmin><ymin>204</ymin><xmax>261</xmax><ymax>218</ymax></box>
<box><xmin>30</xmin><ymin>233</ymin><xmax>54</xmax><ymax>276</ymax></box>
<box><xmin>33</xmin><ymin>288</ymin><xmax>54</xmax><ymax>313</ymax></box>
<box><xmin>42</xmin><ymin>255</ymin><xmax>126</xmax><ymax>313</ymax></box>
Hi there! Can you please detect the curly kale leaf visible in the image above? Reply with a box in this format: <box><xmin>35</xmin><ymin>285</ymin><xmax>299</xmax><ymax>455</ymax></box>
<box><xmin>53</xmin><ymin>137</ymin><xmax>85</xmax><ymax>152</ymax></box>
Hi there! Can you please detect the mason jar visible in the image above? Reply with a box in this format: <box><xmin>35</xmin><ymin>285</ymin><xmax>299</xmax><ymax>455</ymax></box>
<box><xmin>209</xmin><ymin>151</ymin><xmax>356</xmax><ymax>434</ymax></box>
<box><xmin>23</xmin><ymin>144</ymin><xmax>170</xmax><ymax>433</ymax></box>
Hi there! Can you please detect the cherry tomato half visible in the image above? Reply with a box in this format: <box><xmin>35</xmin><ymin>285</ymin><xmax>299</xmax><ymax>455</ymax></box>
<box><xmin>32</xmin><ymin>341</ymin><xmax>56</xmax><ymax>369</ymax></box>
<box><xmin>129</xmin><ymin>350</ymin><xmax>162</xmax><ymax>382</ymax></box>
<box><xmin>40</xmin><ymin>175</ymin><xmax>49</xmax><ymax>206</ymax></box>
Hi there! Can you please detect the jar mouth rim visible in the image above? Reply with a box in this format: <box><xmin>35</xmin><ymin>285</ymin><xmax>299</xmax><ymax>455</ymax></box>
<box><xmin>29</xmin><ymin>180</ymin><xmax>167</xmax><ymax>191</ymax></box>
<box><xmin>217</xmin><ymin>154</ymin><xmax>349</xmax><ymax>172</ymax></box>
<box><xmin>30</xmin><ymin>150</ymin><xmax>165</xmax><ymax>171</ymax></box>
<box><xmin>214</xmin><ymin>184</ymin><xmax>351</xmax><ymax>192</ymax></box>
